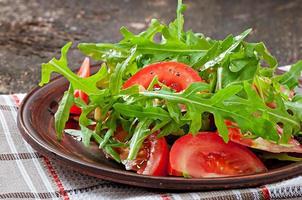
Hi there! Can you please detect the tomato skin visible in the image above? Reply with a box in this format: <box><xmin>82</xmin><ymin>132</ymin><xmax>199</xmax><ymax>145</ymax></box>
<box><xmin>70</xmin><ymin>90</ymin><xmax>89</xmax><ymax>114</ymax></box>
<box><xmin>169</xmin><ymin>132</ymin><xmax>267</xmax><ymax>178</ymax></box>
<box><xmin>119</xmin><ymin>133</ymin><xmax>169</xmax><ymax>176</ymax></box>
<box><xmin>70</xmin><ymin>57</ymin><xmax>90</xmax><ymax>115</ymax></box>
<box><xmin>137</xmin><ymin>134</ymin><xmax>169</xmax><ymax>176</ymax></box>
<box><xmin>114</xmin><ymin>126</ymin><xmax>129</xmax><ymax>142</ymax></box>
<box><xmin>123</xmin><ymin>61</ymin><xmax>202</xmax><ymax>92</ymax></box>
<box><xmin>225</xmin><ymin>120</ymin><xmax>254</xmax><ymax>147</ymax></box>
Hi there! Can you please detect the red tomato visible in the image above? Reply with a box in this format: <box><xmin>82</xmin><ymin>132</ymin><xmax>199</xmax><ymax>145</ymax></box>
<box><xmin>114</xmin><ymin>126</ymin><xmax>129</xmax><ymax>142</ymax></box>
<box><xmin>70</xmin><ymin>57</ymin><xmax>90</xmax><ymax>115</ymax></box>
<box><xmin>123</xmin><ymin>61</ymin><xmax>202</xmax><ymax>92</ymax></box>
<box><xmin>119</xmin><ymin>134</ymin><xmax>169</xmax><ymax>176</ymax></box>
<box><xmin>169</xmin><ymin>132</ymin><xmax>267</xmax><ymax>178</ymax></box>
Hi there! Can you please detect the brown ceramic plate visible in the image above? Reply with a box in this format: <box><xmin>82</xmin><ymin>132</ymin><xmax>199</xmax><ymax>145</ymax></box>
<box><xmin>17</xmin><ymin>66</ymin><xmax>302</xmax><ymax>191</ymax></box>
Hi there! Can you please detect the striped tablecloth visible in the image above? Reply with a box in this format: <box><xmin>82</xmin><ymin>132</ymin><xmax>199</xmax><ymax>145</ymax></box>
<box><xmin>1</xmin><ymin>93</ymin><xmax>302</xmax><ymax>200</ymax></box>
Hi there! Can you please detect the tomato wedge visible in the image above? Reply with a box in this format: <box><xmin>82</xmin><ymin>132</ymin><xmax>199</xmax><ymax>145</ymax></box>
<box><xmin>169</xmin><ymin>132</ymin><xmax>267</xmax><ymax>178</ymax></box>
<box><xmin>119</xmin><ymin>133</ymin><xmax>169</xmax><ymax>176</ymax></box>
<box><xmin>123</xmin><ymin>61</ymin><xmax>202</xmax><ymax>92</ymax></box>
<box><xmin>226</xmin><ymin>121</ymin><xmax>302</xmax><ymax>153</ymax></box>
<box><xmin>70</xmin><ymin>57</ymin><xmax>90</xmax><ymax>115</ymax></box>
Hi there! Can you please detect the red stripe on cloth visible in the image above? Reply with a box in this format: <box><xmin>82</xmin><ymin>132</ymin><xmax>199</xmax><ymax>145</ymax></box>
<box><xmin>11</xmin><ymin>94</ymin><xmax>21</xmax><ymax>106</ymax></box>
<box><xmin>42</xmin><ymin>156</ymin><xmax>70</xmax><ymax>200</ymax></box>
<box><xmin>160</xmin><ymin>193</ymin><xmax>172</xmax><ymax>200</ymax></box>
<box><xmin>11</xmin><ymin>94</ymin><xmax>68</xmax><ymax>198</ymax></box>
<box><xmin>261</xmin><ymin>186</ymin><xmax>270</xmax><ymax>200</ymax></box>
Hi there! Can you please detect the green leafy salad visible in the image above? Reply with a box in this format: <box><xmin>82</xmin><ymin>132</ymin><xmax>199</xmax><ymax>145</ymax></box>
<box><xmin>39</xmin><ymin>0</ymin><xmax>302</xmax><ymax>177</ymax></box>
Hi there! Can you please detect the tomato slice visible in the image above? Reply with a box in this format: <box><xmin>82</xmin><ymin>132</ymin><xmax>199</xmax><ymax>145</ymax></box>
<box><xmin>114</xmin><ymin>126</ymin><xmax>129</xmax><ymax>142</ymax></box>
<box><xmin>226</xmin><ymin>121</ymin><xmax>302</xmax><ymax>153</ymax></box>
<box><xmin>70</xmin><ymin>57</ymin><xmax>90</xmax><ymax>115</ymax></box>
<box><xmin>123</xmin><ymin>61</ymin><xmax>202</xmax><ymax>92</ymax></box>
<box><xmin>169</xmin><ymin>132</ymin><xmax>267</xmax><ymax>178</ymax></box>
<box><xmin>119</xmin><ymin>133</ymin><xmax>169</xmax><ymax>176</ymax></box>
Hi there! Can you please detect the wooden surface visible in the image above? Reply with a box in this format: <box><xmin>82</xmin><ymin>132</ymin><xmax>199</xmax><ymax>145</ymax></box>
<box><xmin>0</xmin><ymin>0</ymin><xmax>301</xmax><ymax>93</ymax></box>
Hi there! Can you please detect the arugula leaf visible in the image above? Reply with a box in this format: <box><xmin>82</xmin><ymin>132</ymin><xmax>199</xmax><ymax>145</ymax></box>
<box><xmin>285</xmin><ymin>95</ymin><xmax>302</xmax><ymax>121</ymax></box>
<box><xmin>79</xmin><ymin>104</ymin><xmax>96</xmax><ymax>127</ymax></box>
<box><xmin>158</xmin><ymin>120</ymin><xmax>185</xmax><ymax>137</ymax></box>
<box><xmin>176</xmin><ymin>0</ymin><xmax>186</xmax><ymax>40</ymax></box>
<box><xmin>186</xmin><ymin>104</ymin><xmax>202</xmax><ymax>134</ymax></box>
<box><xmin>185</xmin><ymin>31</ymin><xmax>211</xmax><ymax>49</ymax></box>
<box><xmin>213</xmin><ymin>113</ymin><xmax>229</xmax><ymax>142</ymax></box>
<box><xmin>114</xmin><ymin>103</ymin><xmax>170</xmax><ymax>121</ymax></box>
<box><xmin>224</xmin><ymin>82</ymin><xmax>300</xmax><ymax>142</ymax></box>
<box><xmin>139</xmin><ymin>86</ymin><xmax>241</xmax><ymax>139</ymax></box>
<box><xmin>104</xmin><ymin>146</ymin><xmax>121</xmax><ymax>163</ymax></box>
<box><xmin>166</xmin><ymin>101</ymin><xmax>181</xmax><ymax>123</ymax></box>
<box><xmin>138</xmin><ymin>80</ymin><xmax>301</xmax><ymax>142</ymax></box>
<box><xmin>40</xmin><ymin>42</ymin><xmax>108</xmax><ymax>95</ymax></box>
<box><xmin>54</xmin><ymin>86</ymin><xmax>74</xmax><ymax>140</ymax></box>
<box><xmin>229</xmin><ymin>59</ymin><xmax>250</xmax><ymax>73</ymax></box>
<box><xmin>65</xmin><ymin>127</ymin><xmax>122</xmax><ymax>162</ymax></box>
<box><xmin>80</xmin><ymin>25</ymin><xmax>207</xmax><ymax>63</ymax></box>
<box><xmin>278</xmin><ymin>60</ymin><xmax>302</xmax><ymax>89</ymax></box>
<box><xmin>78</xmin><ymin>5</ymin><xmax>211</xmax><ymax>68</ymax></box>
<box><xmin>70</xmin><ymin>128</ymin><xmax>122</xmax><ymax>162</ymax></box>
<box><xmin>246</xmin><ymin>42</ymin><xmax>277</xmax><ymax>69</ymax></box>
<box><xmin>99</xmin><ymin>113</ymin><xmax>117</xmax><ymax>148</ymax></box>
<box><xmin>198</xmin><ymin>29</ymin><xmax>252</xmax><ymax>71</ymax></box>
<box><xmin>127</xmin><ymin>119</ymin><xmax>152</xmax><ymax>160</ymax></box>
<box><xmin>78</xmin><ymin>43</ymin><xmax>129</xmax><ymax>62</ymax></box>
<box><xmin>222</xmin><ymin>58</ymin><xmax>258</xmax><ymax>87</ymax></box>
<box><xmin>210</xmin><ymin>84</ymin><xmax>242</xmax><ymax>105</ymax></box>
<box><xmin>79</xmin><ymin>125</ymin><xmax>94</xmax><ymax>147</ymax></box>
<box><xmin>109</xmin><ymin>47</ymin><xmax>137</xmax><ymax>95</ymax></box>
<box><xmin>192</xmin><ymin>42</ymin><xmax>219</xmax><ymax>69</ymax></box>
<box><xmin>181</xmin><ymin>82</ymin><xmax>210</xmax><ymax>97</ymax></box>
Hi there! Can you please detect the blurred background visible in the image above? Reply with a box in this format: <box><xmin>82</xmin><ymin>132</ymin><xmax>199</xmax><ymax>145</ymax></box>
<box><xmin>0</xmin><ymin>0</ymin><xmax>301</xmax><ymax>94</ymax></box>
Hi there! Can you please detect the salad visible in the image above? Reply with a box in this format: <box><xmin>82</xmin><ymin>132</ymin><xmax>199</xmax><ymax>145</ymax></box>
<box><xmin>39</xmin><ymin>0</ymin><xmax>302</xmax><ymax>178</ymax></box>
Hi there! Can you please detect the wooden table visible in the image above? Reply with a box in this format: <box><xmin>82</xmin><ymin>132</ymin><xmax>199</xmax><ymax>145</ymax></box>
<box><xmin>0</xmin><ymin>0</ymin><xmax>301</xmax><ymax>93</ymax></box>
